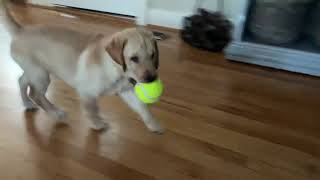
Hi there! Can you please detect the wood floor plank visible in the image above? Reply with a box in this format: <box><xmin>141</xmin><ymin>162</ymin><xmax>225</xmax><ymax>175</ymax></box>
<box><xmin>156</xmin><ymin>110</ymin><xmax>320</xmax><ymax>179</ymax></box>
<box><xmin>45</xmin><ymin>86</ymin><xmax>316</xmax><ymax>179</ymax></box>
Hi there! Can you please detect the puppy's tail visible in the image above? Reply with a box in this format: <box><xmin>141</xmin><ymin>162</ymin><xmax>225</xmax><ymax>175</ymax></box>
<box><xmin>1</xmin><ymin>0</ymin><xmax>26</xmax><ymax>35</ymax></box>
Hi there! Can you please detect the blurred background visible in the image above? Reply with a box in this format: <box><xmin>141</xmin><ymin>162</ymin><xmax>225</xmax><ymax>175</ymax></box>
<box><xmin>30</xmin><ymin>0</ymin><xmax>320</xmax><ymax>77</ymax></box>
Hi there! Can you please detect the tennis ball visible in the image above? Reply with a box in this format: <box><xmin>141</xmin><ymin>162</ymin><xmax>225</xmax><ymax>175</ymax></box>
<box><xmin>134</xmin><ymin>79</ymin><xmax>164</xmax><ymax>104</ymax></box>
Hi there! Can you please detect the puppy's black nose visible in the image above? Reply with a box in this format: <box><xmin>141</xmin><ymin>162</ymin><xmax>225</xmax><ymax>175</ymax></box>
<box><xmin>129</xmin><ymin>78</ymin><xmax>137</xmax><ymax>85</ymax></box>
<box><xmin>145</xmin><ymin>74</ymin><xmax>157</xmax><ymax>83</ymax></box>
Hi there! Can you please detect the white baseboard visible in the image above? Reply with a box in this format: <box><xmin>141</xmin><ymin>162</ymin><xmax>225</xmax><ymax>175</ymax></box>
<box><xmin>146</xmin><ymin>9</ymin><xmax>192</xmax><ymax>29</ymax></box>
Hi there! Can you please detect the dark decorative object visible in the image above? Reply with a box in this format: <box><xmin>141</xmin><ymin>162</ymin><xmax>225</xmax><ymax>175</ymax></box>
<box><xmin>181</xmin><ymin>8</ymin><xmax>233</xmax><ymax>52</ymax></box>
<box><xmin>248</xmin><ymin>0</ymin><xmax>313</xmax><ymax>45</ymax></box>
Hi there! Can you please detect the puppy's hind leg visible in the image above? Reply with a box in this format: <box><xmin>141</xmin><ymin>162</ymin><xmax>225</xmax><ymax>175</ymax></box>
<box><xmin>18</xmin><ymin>73</ymin><xmax>38</xmax><ymax>110</ymax></box>
<box><xmin>28</xmin><ymin>71</ymin><xmax>67</xmax><ymax>122</ymax></box>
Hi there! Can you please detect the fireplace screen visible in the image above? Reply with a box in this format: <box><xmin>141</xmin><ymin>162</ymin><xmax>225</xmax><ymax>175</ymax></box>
<box><xmin>225</xmin><ymin>0</ymin><xmax>320</xmax><ymax>76</ymax></box>
<box><xmin>243</xmin><ymin>0</ymin><xmax>320</xmax><ymax>53</ymax></box>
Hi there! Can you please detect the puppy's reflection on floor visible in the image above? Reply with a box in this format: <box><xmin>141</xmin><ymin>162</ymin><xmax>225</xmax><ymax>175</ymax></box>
<box><xmin>85</xmin><ymin>130</ymin><xmax>100</xmax><ymax>153</ymax></box>
<box><xmin>24</xmin><ymin>110</ymin><xmax>70</xmax><ymax>151</ymax></box>
<box><xmin>23</xmin><ymin>109</ymin><xmax>101</xmax><ymax>155</ymax></box>
<box><xmin>23</xmin><ymin>110</ymin><xmax>70</xmax><ymax>178</ymax></box>
<box><xmin>23</xmin><ymin>109</ymin><xmax>108</xmax><ymax>178</ymax></box>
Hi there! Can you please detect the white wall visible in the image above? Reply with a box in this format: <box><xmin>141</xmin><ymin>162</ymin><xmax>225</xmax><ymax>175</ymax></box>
<box><xmin>223</xmin><ymin>0</ymin><xmax>247</xmax><ymax>18</ymax></box>
<box><xmin>30</xmin><ymin>0</ymin><xmax>147</xmax><ymax>24</ymax></box>
<box><xmin>146</xmin><ymin>0</ymin><xmax>225</xmax><ymax>29</ymax></box>
<box><xmin>147</xmin><ymin>0</ymin><xmax>217</xmax><ymax>29</ymax></box>
<box><xmin>148</xmin><ymin>0</ymin><xmax>222</xmax><ymax>13</ymax></box>
<box><xmin>202</xmin><ymin>1</ymin><xmax>219</xmax><ymax>11</ymax></box>
<box><xmin>148</xmin><ymin>0</ymin><xmax>195</xmax><ymax>13</ymax></box>
<box><xmin>30</xmin><ymin>0</ymin><xmax>248</xmax><ymax>29</ymax></box>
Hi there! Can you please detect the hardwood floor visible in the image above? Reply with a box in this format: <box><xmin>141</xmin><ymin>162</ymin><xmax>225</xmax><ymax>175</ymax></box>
<box><xmin>0</xmin><ymin>3</ymin><xmax>320</xmax><ymax>180</ymax></box>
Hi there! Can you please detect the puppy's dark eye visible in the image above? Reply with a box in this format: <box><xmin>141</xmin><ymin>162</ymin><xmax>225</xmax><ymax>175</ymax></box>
<box><xmin>130</xmin><ymin>56</ymin><xmax>139</xmax><ymax>63</ymax></box>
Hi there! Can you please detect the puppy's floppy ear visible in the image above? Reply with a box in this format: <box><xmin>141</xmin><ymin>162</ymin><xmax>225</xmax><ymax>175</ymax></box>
<box><xmin>106</xmin><ymin>37</ymin><xmax>127</xmax><ymax>71</ymax></box>
<box><xmin>154</xmin><ymin>40</ymin><xmax>159</xmax><ymax>69</ymax></box>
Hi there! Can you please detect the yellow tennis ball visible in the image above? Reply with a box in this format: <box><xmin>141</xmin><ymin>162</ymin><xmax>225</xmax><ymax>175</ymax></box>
<box><xmin>134</xmin><ymin>79</ymin><xmax>164</xmax><ymax>104</ymax></box>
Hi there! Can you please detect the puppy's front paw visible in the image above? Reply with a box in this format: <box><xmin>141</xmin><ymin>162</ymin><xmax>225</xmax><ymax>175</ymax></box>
<box><xmin>146</xmin><ymin>121</ymin><xmax>165</xmax><ymax>134</ymax></box>
<box><xmin>24</xmin><ymin>101</ymin><xmax>38</xmax><ymax>111</ymax></box>
<box><xmin>50</xmin><ymin>109</ymin><xmax>68</xmax><ymax>123</ymax></box>
<box><xmin>91</xmin><ymin>120</ymin><xmax>109</xmax><ymax>131</ymax></box>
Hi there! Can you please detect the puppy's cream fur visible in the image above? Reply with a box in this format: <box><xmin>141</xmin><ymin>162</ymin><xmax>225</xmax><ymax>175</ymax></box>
<box><xmin>2</xmin><ymin>0</ymin><xmax>163</xmax><ymax>133</ymax></box>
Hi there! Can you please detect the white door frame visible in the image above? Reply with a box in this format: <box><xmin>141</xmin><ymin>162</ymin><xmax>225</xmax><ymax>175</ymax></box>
<box><xmin>136</xmin><ymin>0</ymin><xmax>147</xmax><ymax>25</ymax></box>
